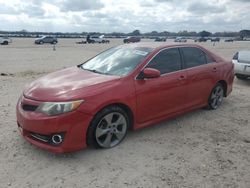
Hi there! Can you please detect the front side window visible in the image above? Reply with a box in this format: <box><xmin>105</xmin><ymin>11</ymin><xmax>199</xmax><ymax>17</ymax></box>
<box><xmin>182</xmin><ymin>47</ymin><xmax>207</xmax><ymax>68</ymax></box>
<box><xmin>146</xmin><ymin>48</ymin><xmax>182</xmax><ymax>74</ymax></box>
<box><xmin>80</xmin><ymin>46</ymin><xmax>153</xmax><ymax>76</ymax></box>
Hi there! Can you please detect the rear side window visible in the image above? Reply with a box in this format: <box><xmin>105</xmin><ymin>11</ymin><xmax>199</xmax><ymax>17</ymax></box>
<box><xmin>146</xmin><ymin>48</ymin><xmax>182</xmax><ymax>74</ymax></box>
<box><xmin>182</xmin><ymin>47</ymin><xmax>207</xmax><ymax>68</ymax></box>
<box><xmin>205</xmin><ymin>54</ymin><xmax>214</xmax><ymax>63</ymax></box>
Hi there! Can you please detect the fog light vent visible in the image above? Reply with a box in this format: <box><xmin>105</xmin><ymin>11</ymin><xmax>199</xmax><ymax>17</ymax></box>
<box><xmin>30</xmin><ymin>133</ymin><xmax>50</xmax><ymax>143</ymax></box>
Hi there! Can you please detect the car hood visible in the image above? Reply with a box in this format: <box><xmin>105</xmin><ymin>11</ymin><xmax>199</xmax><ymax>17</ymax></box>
<box><xmin>23</xmin><ymin>67</ymin><xmax>120</xmax><ymax>101</ymax></box>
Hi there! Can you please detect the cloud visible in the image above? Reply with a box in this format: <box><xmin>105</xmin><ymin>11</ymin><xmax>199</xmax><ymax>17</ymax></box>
<box><xmin>154</xmin><ymin>0</ymin><xmax>173</xmax><ymax>2</ymax></box>
<box><xmin>187</xmin><ymin>2</ymin><xmax>225</xmax><ymax>14</ymax></box>
<box><xmin>20</xmin><ymin>3</ymin><xmax>45</xmax><ymax>17</ymax></box>
<box><xmin>231</xmin><ymin>0</ymin><xmax>250</xmax><ymax>2</ymax></box>
<box><xmin>0</xmin><ymin>4</ymin><xmax>19</xmax><ymax>15</ymax></box>
<box><xmin>60</xmin><ymin>0</ymin><xmax>104</xmax><ymax>12</ymax></box>
<box><xmin>0</xmin><ymin>0</ymin><xmax>249</xmax><ymax>32</ymax></box>
<box><xmin>139</xmin><ymin>1</ymin><xmax>155</xmax><ymax>7</ymax></box>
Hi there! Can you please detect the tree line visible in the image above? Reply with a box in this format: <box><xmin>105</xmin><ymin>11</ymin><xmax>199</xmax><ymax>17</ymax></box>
<box><xmin>0</xmin><ymin>29</ymin><xmax>250</xmax><ymax>39</ymax></box>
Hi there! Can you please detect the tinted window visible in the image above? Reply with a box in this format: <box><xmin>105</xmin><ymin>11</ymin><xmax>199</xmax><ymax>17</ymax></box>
<box><xmin>146</xmin><ymin>48</ymin><xmax>182</xmax><ymax>74</ymax></box>
<box><xmin>182</xmin><ymin>47</ymin><xmax>207</xmax><ymax>68</ymax></box>
<box><xmin>205</xmin><ymin>54</ymin><xmax>214</xmax><ymax>63</ymax></box>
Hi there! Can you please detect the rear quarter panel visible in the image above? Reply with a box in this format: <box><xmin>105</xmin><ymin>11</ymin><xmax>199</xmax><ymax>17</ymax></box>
<box><xmin>201</xmin><ymin>46</ymin><xmax>234</xmax><ymax>96</ymax></box>
<box><xmin>217</xmin><ymin>60</ymin><xmax>234</xmax><ymax>96</ymax></box>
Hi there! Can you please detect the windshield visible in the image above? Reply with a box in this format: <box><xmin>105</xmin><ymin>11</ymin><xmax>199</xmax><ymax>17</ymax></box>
<box><xmin>80</xmin><ymin>46</ymin><xmax>153</xmax><ymax>76</ymax></box>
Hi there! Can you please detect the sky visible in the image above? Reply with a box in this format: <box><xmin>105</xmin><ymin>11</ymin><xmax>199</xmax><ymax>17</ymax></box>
<box><xmin>0</xmin><ymin>0</ymin><xmax>249</xmax><ymax>33</ymax></box>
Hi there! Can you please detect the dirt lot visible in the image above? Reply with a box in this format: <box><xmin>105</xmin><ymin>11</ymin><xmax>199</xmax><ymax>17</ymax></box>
<box><xmin>0</xmin><ymin>38</ymin><xmax>249</xmax><ymax>188</ymax></box>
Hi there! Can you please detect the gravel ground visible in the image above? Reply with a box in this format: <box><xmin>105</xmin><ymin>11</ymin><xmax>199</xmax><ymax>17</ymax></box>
<box><xmin>0</xmin><ymin>38</ymin><xmax>249</xmax><ymax>188</ymax></box>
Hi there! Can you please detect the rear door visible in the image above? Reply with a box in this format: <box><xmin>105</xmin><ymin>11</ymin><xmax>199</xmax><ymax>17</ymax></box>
<box><xmin>44</xmin><ymin>37</ymin><xmax>51</xmax><ymax>43</ymax></box>
<box><xmin>135</xmin><ymin>48</ymin><xmax>188</xmax><ymax>124</ymax></box>
<box><xmin>180</xmin><ymin>47</ymin><xmax>218</xmax><ymax>107</ymax></box>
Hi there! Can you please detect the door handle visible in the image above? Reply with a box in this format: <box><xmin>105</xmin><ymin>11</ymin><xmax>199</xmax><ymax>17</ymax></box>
<box><xmin>178</xmin><ymin>75</ymin><xmax>186</xmax><ymax>81</ymax></box>
<box><xmin>212</xmin><ymin>67</ymin><xmax>217</xmax><ymax>72</ymax></box>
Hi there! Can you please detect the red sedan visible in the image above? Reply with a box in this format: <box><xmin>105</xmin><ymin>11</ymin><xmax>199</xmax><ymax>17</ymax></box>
<box><xmin>16</xmin><ymin>43</ymin><xmax>234</xmax><ymax>153</ymax></box>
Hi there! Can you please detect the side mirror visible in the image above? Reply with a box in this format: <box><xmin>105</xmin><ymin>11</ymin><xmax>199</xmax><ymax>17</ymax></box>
<box><xmin>143</xmin><ymin>68</ymin><xmax>161</xmax><ymax>79</ymax></box>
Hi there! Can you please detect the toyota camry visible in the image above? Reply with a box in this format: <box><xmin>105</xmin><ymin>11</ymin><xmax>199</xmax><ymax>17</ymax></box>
<box><xmin>16</xmin><ymin>43</ymin><xmax>234</xmax><ymax>153</ymax></box>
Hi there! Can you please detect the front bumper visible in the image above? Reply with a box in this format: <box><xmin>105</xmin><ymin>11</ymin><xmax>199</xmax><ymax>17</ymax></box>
<box><xmin>16</xmin><ymin>96</ymin><xmax>93</xmax><ymax>153</ymax></box>
<box><xmin>233</xmin><ymin>61</ymin><xmax>250</xmax><ymax>76</ymax></box>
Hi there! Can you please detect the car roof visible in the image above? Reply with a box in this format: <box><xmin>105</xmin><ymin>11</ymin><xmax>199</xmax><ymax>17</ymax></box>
<box><xmin>120</xmin><ymin>42</ymin><xmax>224</xmax><ymax>63</ymax></box>
<box><xmin>122</xmin><ymin>42</ymin><xmax>206</xmax><ymax>51</ymax></box>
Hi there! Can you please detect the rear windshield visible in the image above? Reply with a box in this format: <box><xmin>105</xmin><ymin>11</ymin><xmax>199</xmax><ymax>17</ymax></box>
<box><xmin>238</xmin><ymin>51</ymin><xmax>250</xmax><ymax>63</ymax></box>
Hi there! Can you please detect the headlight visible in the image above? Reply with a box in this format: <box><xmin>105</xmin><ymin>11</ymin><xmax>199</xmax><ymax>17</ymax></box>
<box><xmin>36</xmin><ymin>100</ymin><xmax>83</xmax><ymax>116</ymax></box>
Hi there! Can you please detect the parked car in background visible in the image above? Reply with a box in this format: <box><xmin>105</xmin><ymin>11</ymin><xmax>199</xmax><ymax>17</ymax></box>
<box><xmin>123</xmin><ymin>36</ymin><xmax>141</xmax><ymax>43</ymax></box>
<box><xmin>35</xmin><ymin>36</ymin><xmax>58</xmax><ymax>44</ymax></box>
<box><xmin>225</xmin><ymin>38</ymin><xmax>234</xmax><ymax>42</ymax></box>
<box><xmin>0</xmin><ymin>36</ymin><xmax>12</xmax><ymax>45</ymax></box>
<box><xmin>154</xmin><ymin>37</ymin><xmax>166</xmax><ymax>42</ymax></box>
<box><xmin>16</xmin><ymin>43</ymin><xmax>234</xmax><ymax>153</ymax></box>
<box><xmin>232</xmin><ymin>50</ymin><xmax>250</xmax><ymax>79</ymax></box>
<box><xmin>211</xmin><ymin>37</ymin><xmax>220</xmax><ymax>42</ymax></box>
<box><xmin>76</xmin><ymin>40</ymin><xmax>87</xmax><ymax>44</ymax></box>
<box><xmin>194</xmin><ymin>37</ymin><xmax>207</xmax><ymax>42</ymax></box>
<box><xmin>88</xmin><ymin>35</ymin><xmax>110</xmax><ymax>43</ymax></box>
<box><xmin>174</xmin><ymin>37</ymin><xmax>187</xmax><ymax>42</ymax></box>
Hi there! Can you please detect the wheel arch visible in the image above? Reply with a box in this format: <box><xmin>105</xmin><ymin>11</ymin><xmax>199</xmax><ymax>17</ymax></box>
<box><xmin>85</xmin><ymin>102</ymin><xmax>135</xmax><ymax>147</ymax></box>
<box><xmin>95</xmin><ymin>103</ymin><xmax>134</xmax><ymax>130</ymax></box>
<box><xmin>217</xmin><ymin>80</ymin><xmax>227</xmax><ymax>97</ymax></box>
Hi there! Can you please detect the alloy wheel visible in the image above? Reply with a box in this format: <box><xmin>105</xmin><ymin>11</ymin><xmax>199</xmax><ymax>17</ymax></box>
<box><xmin>95</xmin><ymin>112</ymin><xmax>127</xmax><ymax>148</ymax></box>
<box><xmin>210</xmin><ymin>85</ymin><xmax>224</xmax><ymax>109</ymax></box>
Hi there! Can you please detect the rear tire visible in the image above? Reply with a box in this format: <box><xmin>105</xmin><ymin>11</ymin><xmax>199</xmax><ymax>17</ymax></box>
<box><xmin>208</xmin><ymin>83</ymin><xmax>224</xmax><ymax>110</ymax></box>
<box><xmin>87</xmin><ymin>106</ymin><xmax>129</xmax><ymax>149</ymax></box>
<box><xmin>2</xmin><ymin>41</ymin><xmax>8</xmax><ymax>45</ymax></box>
<box><xmin>236</xmin><ymin>74</ymin><xmax>248</xmax><ymax>80</ymax></box>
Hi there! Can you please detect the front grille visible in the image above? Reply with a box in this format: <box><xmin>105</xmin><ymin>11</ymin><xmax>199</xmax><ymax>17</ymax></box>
<box><xmin>22</xmin><ymin>104</ymin><xmax>38</xmax><ymax>111</ymax></box>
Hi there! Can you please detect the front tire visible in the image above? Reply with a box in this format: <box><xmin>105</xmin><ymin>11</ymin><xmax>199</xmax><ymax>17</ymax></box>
<box><xmin>208</xmin><ymin>83</ymin><xmax>224</xmax><ymax>110</ymax></box>
<box><xmin>2</xmin><ymin>41</ymin><xmax>8</xmax><ymax>45</ymax></box>
<box><xmin>87</xmin><ymin>106</ymin><xmax>129</xmax><ymax>148</ymax></box>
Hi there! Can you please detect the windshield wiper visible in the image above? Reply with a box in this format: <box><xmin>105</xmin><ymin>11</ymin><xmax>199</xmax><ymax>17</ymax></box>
<box><xmin>81</xmin><ymin>67</ymin><xmax>112</xmax><ymax>75</ymax></box>
<box><xmin>86</xmin><ymin>69</ymin><xmax>103</xmax><ymax>74</ymax></box>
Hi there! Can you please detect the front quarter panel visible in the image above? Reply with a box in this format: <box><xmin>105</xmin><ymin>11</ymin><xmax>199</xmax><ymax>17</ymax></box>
<box><xmin>77</xmin><ymin>77</ymin><xmax>137</xmax><ymax>117</ymax></box>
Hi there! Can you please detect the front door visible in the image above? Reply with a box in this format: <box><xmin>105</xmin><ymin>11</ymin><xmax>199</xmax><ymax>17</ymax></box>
<box><xmin>135</xmin><ymin>48</ymin><xmax>188</xmax><ymax>124</ymax></box>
